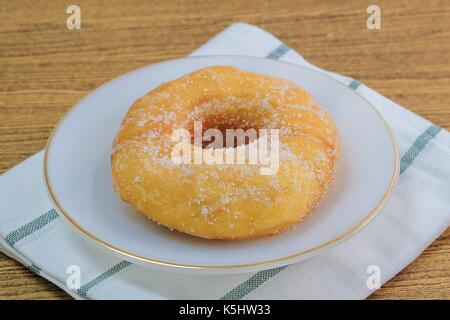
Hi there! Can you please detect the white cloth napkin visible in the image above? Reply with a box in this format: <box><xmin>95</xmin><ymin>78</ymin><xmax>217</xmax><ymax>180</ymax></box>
<box><xmin>0</xmin><ymin>23</ymin><xmax>449</xmax><ymax>300</ymax></box>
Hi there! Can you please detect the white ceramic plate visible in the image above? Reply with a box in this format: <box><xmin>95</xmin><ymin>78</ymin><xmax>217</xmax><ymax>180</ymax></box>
<box><xmin>44</xmin><ymin>56</ymin><xmax>399</xmax><ymax>274</ymax></box>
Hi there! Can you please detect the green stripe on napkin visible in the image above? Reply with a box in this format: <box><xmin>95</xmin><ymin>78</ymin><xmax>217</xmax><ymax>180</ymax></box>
<box><xmin>221</xmin><ymin>266</ymin><xmax>288</xmax><ymax>300</ymax></box>
<box><xmin>5</xmin><ymin>209</ymin><xmax>58</xmax><ymax>247</ymax></box>
<box><xmin>349</xmin><ymin>79</ymin><xmax>361</xmax><ymax>90</ymax></box>
<box><xmin>266</xmin><ymin>44</ymin><xmax>290</xmax><ymax>60</ymax></box>
<box><xmin>400</xmin><ymin>125</ymin><xmax>441</xmax><ymax>174</ymax></box>
<box><xmin>77</xmin><ymin>260</ymin><xmax>132</xmax><ymax>297</ymax></box>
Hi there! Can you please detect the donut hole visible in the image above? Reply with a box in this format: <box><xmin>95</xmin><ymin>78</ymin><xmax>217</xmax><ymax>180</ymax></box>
<box><xmin>189</xmin><ymin>111</ymin><xmax>264</xmax><ymax>149</ymax></box>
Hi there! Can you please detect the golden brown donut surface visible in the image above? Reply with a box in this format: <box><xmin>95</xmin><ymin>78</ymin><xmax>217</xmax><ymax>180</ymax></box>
<box><xmin>111</xmin><ymin>66</ymin><xmax>339</xmax><ymax>240</ymax></box>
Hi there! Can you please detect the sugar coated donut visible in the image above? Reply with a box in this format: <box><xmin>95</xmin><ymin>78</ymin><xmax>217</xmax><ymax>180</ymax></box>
<box><xmin>111</xmin><ymin>66</ymin><xmax>339</xmax><ymax>240</ymax></box>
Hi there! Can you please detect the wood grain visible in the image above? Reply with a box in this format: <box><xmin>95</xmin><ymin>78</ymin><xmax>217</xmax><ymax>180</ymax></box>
<box><xmin>0</xmin><ymin>0</ymin><xmax>449</xmax><ymax>300</ymax></box>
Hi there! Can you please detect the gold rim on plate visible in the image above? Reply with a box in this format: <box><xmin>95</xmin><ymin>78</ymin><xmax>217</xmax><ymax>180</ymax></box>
<box><xmin>44</xmin><ymin>55</ymin><xmax>400</xmax><ymax>270</ymax></box>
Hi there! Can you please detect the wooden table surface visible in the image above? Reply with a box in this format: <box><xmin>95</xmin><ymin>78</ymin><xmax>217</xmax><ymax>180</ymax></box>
<box><xmin>0</xmin><ymin>0</ymin><xmax>449</xmax><ymax>300</ymax></box>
